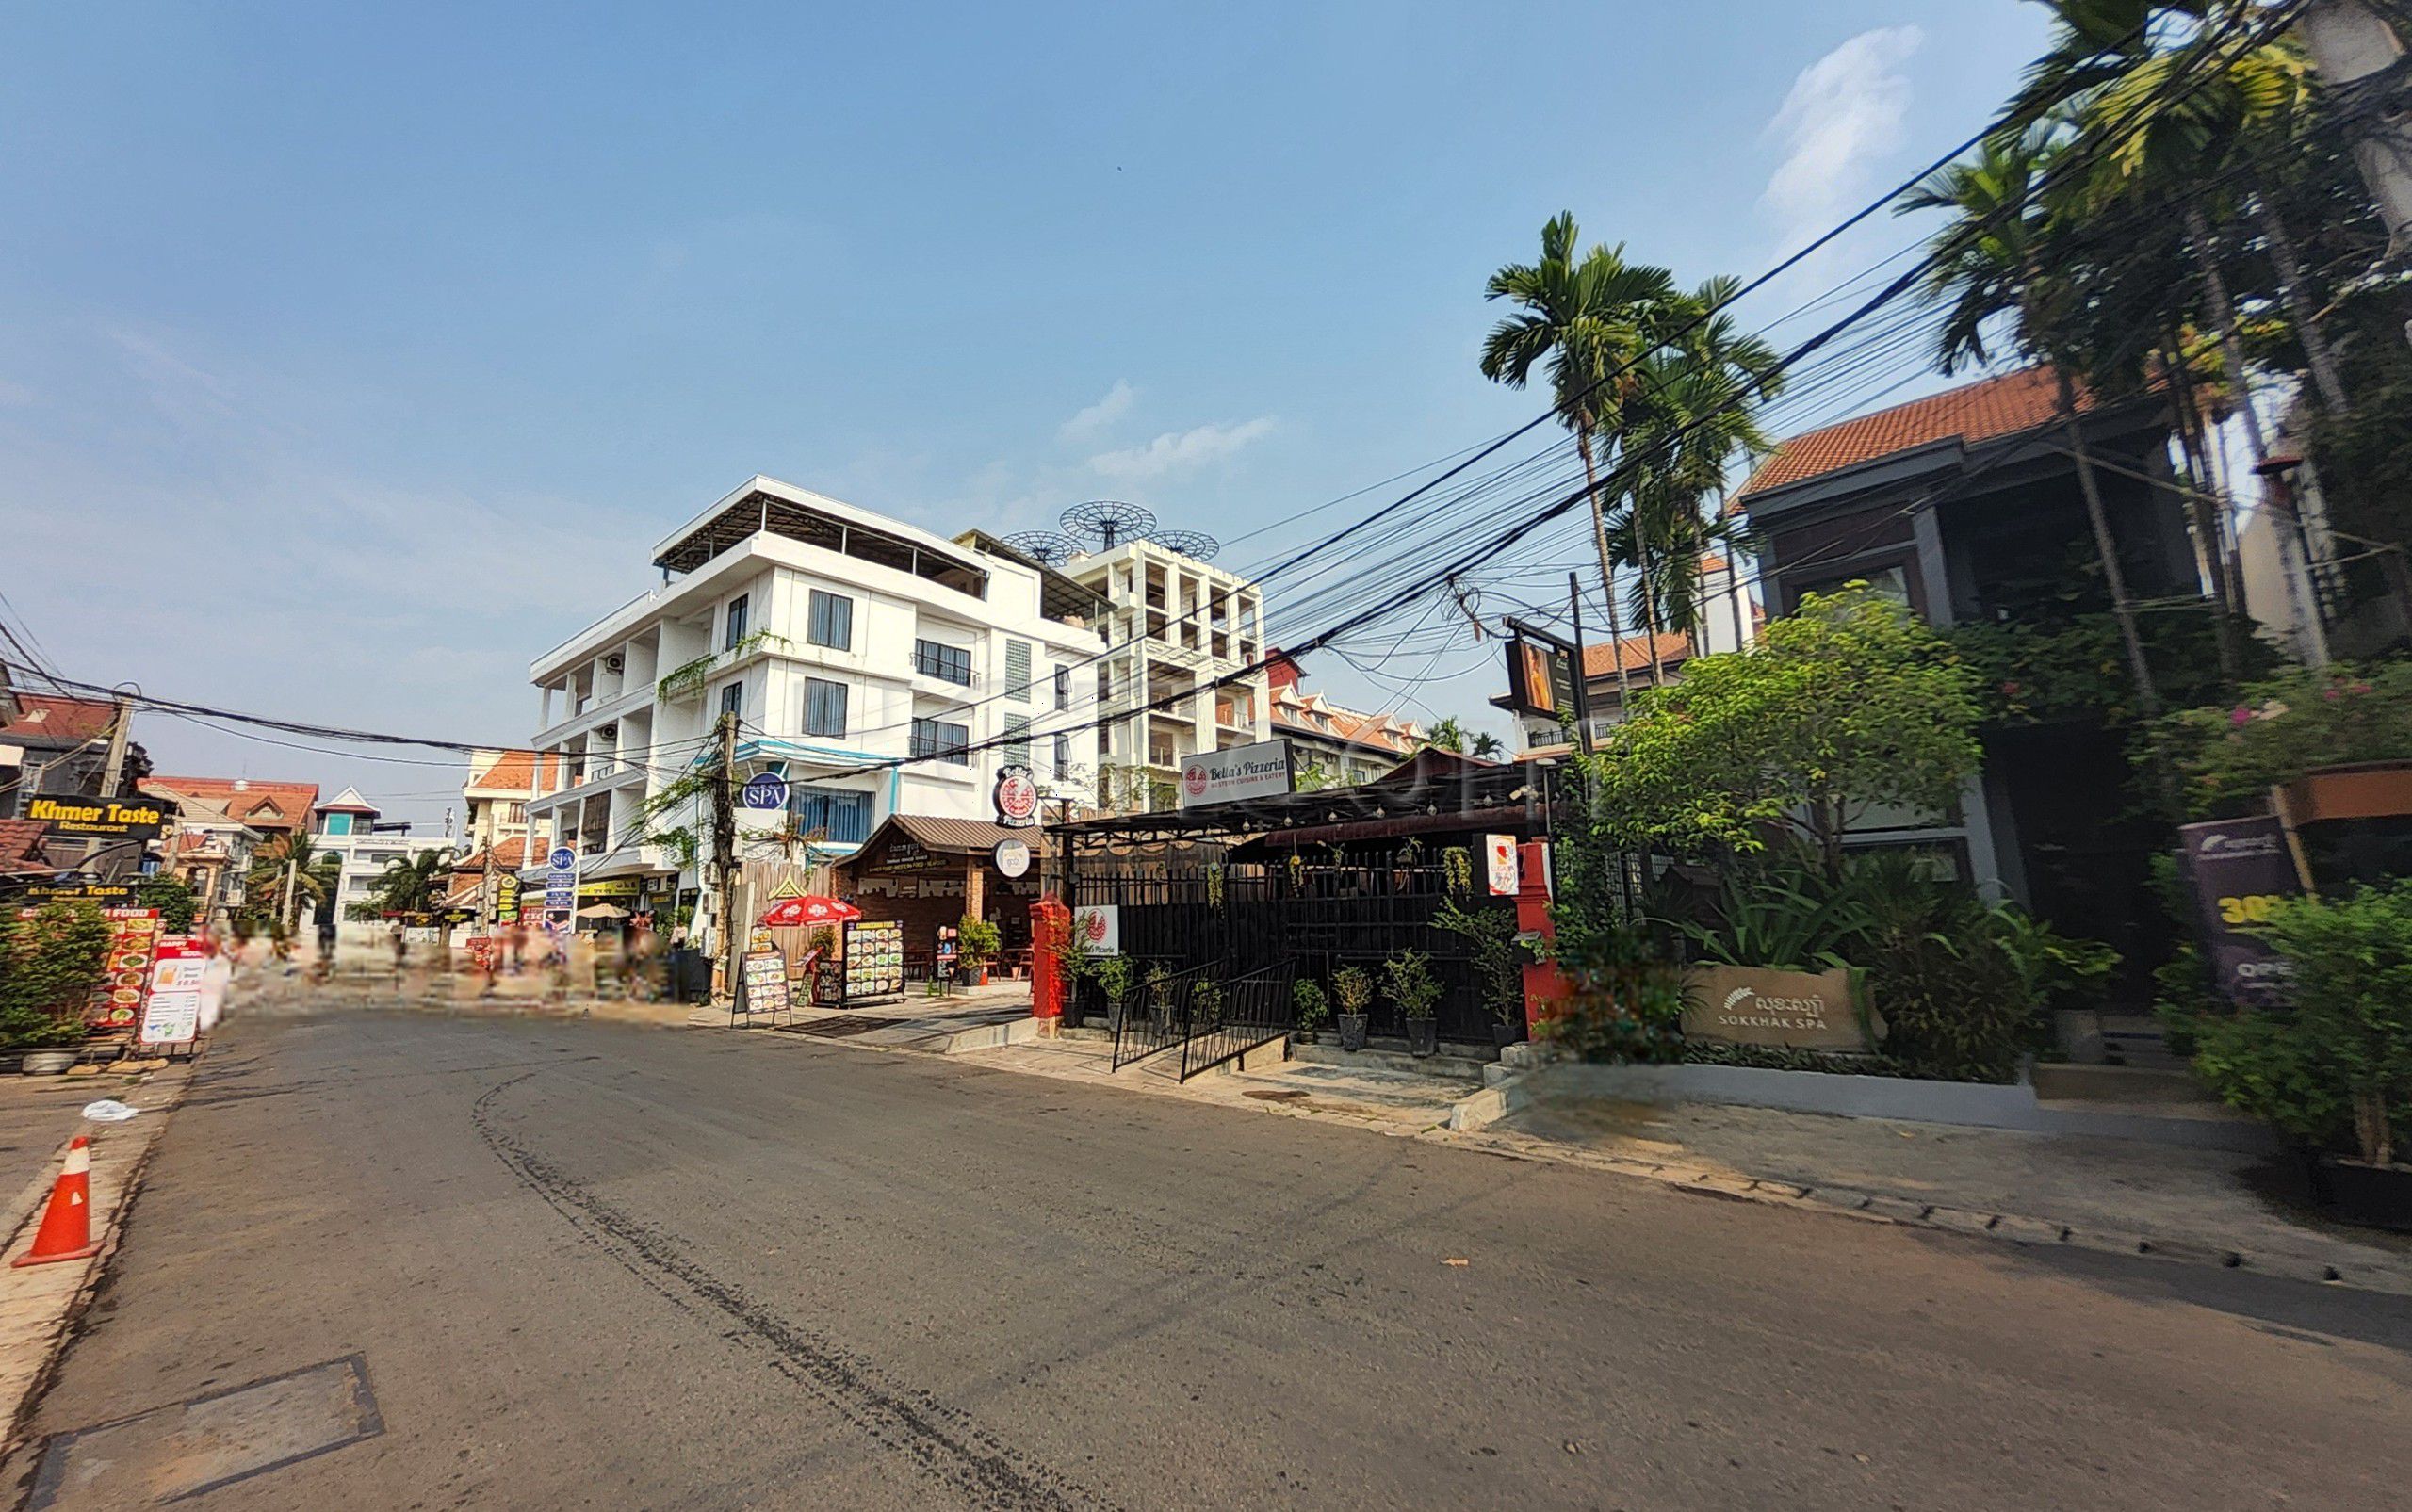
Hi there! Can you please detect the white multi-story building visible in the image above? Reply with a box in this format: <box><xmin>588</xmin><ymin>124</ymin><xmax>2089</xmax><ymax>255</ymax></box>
<box><xmin>522</xmin><ymin>477</ymin><xmax>1108</xmax><ymax>902</ymax></box>
<box><xmin>310</xmin><ymin>787</ymin><xmax>455</xmax><ymax>926</ymax></box>
<box><xmin>1059</xmin><ymin>537</ymin><xmax>1270</xmax><ymax>810</ymax></box>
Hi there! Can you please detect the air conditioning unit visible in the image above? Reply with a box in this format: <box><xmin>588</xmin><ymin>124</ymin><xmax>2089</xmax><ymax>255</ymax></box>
<box><xmin>604</xmin><ymin>654</ymin><xmax>625</xmax><ymax>674</ymax></box>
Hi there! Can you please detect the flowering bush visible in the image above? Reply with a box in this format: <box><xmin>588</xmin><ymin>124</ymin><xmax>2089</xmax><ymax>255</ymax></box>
<box><xmin>2162</xmin><ymin>660</ymin><xmax>2412</xmax><ymax>818</ymax></box>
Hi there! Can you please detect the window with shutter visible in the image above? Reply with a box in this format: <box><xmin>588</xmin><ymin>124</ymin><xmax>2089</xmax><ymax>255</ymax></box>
<box><xmin>807</xmin><ymin>590</ymin><xmax>853</xmax><ymax>651</ymax></box>
<box><xmin>1005</xmin><ymin>640</ymin><xmax>1033</xmax><ymax>703</ymax></box>
<box><xmin>803</xmin><ymin>678</ymin><xmax>848</xmax><ymax>738</ymax></box>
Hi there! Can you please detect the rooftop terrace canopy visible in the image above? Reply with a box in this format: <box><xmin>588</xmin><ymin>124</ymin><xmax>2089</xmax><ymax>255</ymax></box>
<box><xmin>652</xmin><ymin>482</ymin><xmax>989</xmax><ymax>596</ymax></box>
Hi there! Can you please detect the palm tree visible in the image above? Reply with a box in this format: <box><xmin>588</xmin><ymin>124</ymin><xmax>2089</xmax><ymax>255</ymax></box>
<box><xmin>1482</xmin><ymin>215</ymin><xmax>1685</xmax><ymax>708</ymax></box>
<box><xmin>368</xmin><ymin>849</ymin><xmax>455</xmax><ymax>918</ymax></box>
<box><xmin>1899</xmin><ymin>130</ymin><xmax>2166</xmax><ymax>722</ymax></box>
<box><xmin>1604</xmin><ymin>285</ymin><xmax>1785</xmax><ymax>648</ymax></box>
<box><xmin>1468</xmin><ymin>731</ymin><xmax>1506</xmax><ymax>759</ymax></box>
<box><xmin>245</xmin><ymin>833</ymin><xmax>340</xmax><ymax>935</ymax></box>
<box><xmin>2005</xmin><ymin>1</ymin><xmax>2344</xmax><ymax>418</ymax></box>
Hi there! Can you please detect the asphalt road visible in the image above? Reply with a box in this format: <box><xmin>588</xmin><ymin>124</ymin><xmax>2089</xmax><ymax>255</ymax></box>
<box><xmin>15</xmin><ymin>1008</ymin><xmax>2412</xmax><ymax>1510</ymax></box>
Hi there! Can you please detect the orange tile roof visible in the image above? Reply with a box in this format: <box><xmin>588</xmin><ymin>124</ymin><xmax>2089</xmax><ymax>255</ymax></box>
<box><xmin>466</xmin><ymin>749</ymin><xmax>562</xmax><ymax>794</ymax></box>
<box><xmin>0</xmin><ymin>694</ymin><xmax>118</xmax><ymax>745</ymax></box>
<box><xmin>1738</xmin><ymin>366</ymin><xmax>2096</xmax><ymax>499</ymax></box>
<box><xmin>139</xmin><ymin>776</ymin><xmax>319</xmax><ymax>831</ymax></box>
<box><xmin>1270</xmin><ymin>688</ymin><xmax>1422</xmax><ymax>756</ymax></box>
<box><xmin>1582</xmin><ymin>631</ymin><xmax>1693</xmax><ymax>679</ymax></box>
<box><xmin>451</xmin><ymin>836</ymin><xmax>537</xmax><ymax>873</ymax></box>
<box><xmin>0</xmin><ymin>819</ymin><xmax>48</xmax><ymax>869</ymax></box>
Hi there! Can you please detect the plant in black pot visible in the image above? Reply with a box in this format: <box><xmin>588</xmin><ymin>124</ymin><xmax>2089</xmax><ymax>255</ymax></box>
<box><xmin>1385</xmin><ymin>949</ymin><xmax>1442</xmax><ymax>1058</ymax></box>
<box><xmin>1331</xmin><ymin>966</ymin><xmax>1373</xmax><ymax>1052</ymax></box>
<box><xmin>1291</xmin><ymin>978</ymin><xmax>1329</xmax><ymax>1045</ymax></box>
<box><xmin>1434</xmin><ymin>898</ymin><xmax>1528</xmax><ymax>1049</ymax></box>
<box><xmin>1095</xmin><ymin>954</ymin><xmax>1136</xmax><ymax>1035</ymax></box>
<box><xmin>1145</xmin><ymin>965</ymin><xmax>1176</xmax><ymax>1037</ymax></box>
<box><xmin>1053</xmin><ymin>915</ymin><xmax>1092</xmax><ymax>1029</ymax></box>
<box><xmin>2190</xmin><ymin>882</ymin><xmax>2412</xmax><ymax>1231</ymax></box>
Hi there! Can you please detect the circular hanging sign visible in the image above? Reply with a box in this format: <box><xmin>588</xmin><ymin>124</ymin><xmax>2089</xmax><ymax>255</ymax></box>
<box><xmin>741</xmin><ymin>772</ymin><xmax>790</xmax><ymax>811</ymax></box>
<box><xmin>547</xmin><ymin>845</ymin><xmax>577</xmax><ymax>872</ymax></box>
<box><xmin>993</xmin><ymin>837</ymin><xmax>1032</xmax><ymax>879</ymax></box>
<box><xmin>992</xmin><ymin>764</ymin><xmax>1039</xmax><ymax>827</ymax></box>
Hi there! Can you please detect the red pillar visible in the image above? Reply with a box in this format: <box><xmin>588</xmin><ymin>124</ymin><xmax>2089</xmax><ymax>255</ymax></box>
<box><xmin>1515</xmin><ymin>839</ymin><xmax>1572</xmax><ymax>1035</ymax></box>
<box><xmin>1029</xmin><ymin>896</ymin><xmax>1068</xmax><ymax>1019</ymax></box>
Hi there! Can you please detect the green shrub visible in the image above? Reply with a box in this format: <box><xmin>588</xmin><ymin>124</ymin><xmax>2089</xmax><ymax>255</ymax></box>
<box><xmin>1291</xmin><ymin>978</ymin><xmax>1328</xmax><ymax>1033</ymax></box>
<box><xmin>2191</xmin><ymin>884</ymin><xmax>2412</xmax><ymax>1164</ymax></box>
<box><xmin>2161</xmin><ymin>660</ymin><xmax>2412</xmax><ymax>819</ymax></box>
<box><xmin>1432</xmin><ymin>898</ymin><xmax>1525</xmax><ymax>1028</ymax></box>
<box><xmin>1382</xmin><ymin>950</ymin><xmax>1441</xmax><ymax>1021</ymax></box>
<box><xmin>955</xmin><ymin>917</ymin><xmax>1002</xmax><ymax>970</ymax></box>
<box><xmin>0</xmin><ymin>902</ymin><xmax>109</xmax><ymax>1050</ymax></box>
<box><xmin>1543</xmin><ymin>917</ymin><xmax>1687</xmax><ymax>1064</ymax></box>
<box><xmin>134</xmin><ymin>876</ymin><xmax>201</xmax><ymax>932</ymax></box>
<box><xmin>1331</xmin><ymin>966</ymin><xmax>1373</xmax><ymax>1016</ymax></box>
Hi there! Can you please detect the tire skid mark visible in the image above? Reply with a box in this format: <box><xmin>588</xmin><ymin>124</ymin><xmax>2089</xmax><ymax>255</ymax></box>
<box><xmin>471</xmin><ymin>1071</ymin><xmax>1103</xmax><ymax>1511</ymax></box>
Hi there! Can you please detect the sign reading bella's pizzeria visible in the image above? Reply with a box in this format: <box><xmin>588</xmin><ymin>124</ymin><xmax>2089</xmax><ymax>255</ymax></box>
<box><xmin>1680</xmin><ymin>965</ymin><xmax>1881</xmax><ymax>1052</ymax></box>
<box><xmin>1176</xmin><ymin>740</ymin><xmax>1294</xmax><ymax>808</ymax></box>
<box><xmin>27</xmin><ymin>793</ymin><xmax>171</xmax><ymax>843</ymax></box>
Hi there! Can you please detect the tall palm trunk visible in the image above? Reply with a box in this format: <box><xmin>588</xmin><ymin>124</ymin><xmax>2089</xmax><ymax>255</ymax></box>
<box><xmin>1620</xmin><ymin>437</ymin><xmax>1670</xmax><ymax>690</ymax></box>
<box><xmin>2046</xmin><ymin>355</ymin><xmax>2163</xmax><ymax>722</ymax></box>
<box><xmin>1573</xmin><ymin>428</ymin><xmax>1634</xmax><ymax>714</ymax></box>
<box><xmin>2160</xmin><ymin>333</ymin><xmax>2244</xmax><ymax>683</ymax></box>
<box><xmin>2249</xmin><ymin>182</ymin><xmax>2350</xmax><ymax>416</ymax></box>
<box><xmin>2184</xmin><ymin>201</ymin><xmax>2328</xmax><ymax>652</ymax></box>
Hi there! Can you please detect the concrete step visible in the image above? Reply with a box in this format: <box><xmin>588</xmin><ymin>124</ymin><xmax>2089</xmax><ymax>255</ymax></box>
<box><xmin>1288</xmin><ymin>1041</ymin><xmax>1493</xmax><ymax>1081</ymax></box>
<box><xmin>2029</xmin><ymin>1062</ymin><xmax>2210</xmax><ymax>1107</ymax></box>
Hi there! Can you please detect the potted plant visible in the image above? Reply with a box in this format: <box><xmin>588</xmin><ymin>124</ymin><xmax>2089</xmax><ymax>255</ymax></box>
<box><xmin>1146</xmin><ymin>964</ymin><xmax>1176</xmax><ymax>1036</ymax></box>
<box><xmin>2189</xmin><ymin>882</ymin><xmax>2412</xmax><ymax>1229</ymax></box>
<box><xmin>1095</xmin><ymin>954</ymin><xmax>1137</xmax><ymax>1034</ymax></box>
<box><xmin>1053</xmin><ymin>916</ymin><xmax>1092</xmax><ymax>1029</ymax></box>
<box><xmin>1385</xmin><ymin>950</ymin><xmax>1442</xmax><ymax>1057</ymax></box>
<box><xmin>1291</xmin><ymin>978</ymin><xmax>1329</xmax><ymax>1045</ymax></box>
<box><xmin>1331</xmin><ymin>966</ymin><xmax>1373</xmax><ymax>1052</ymax></box>
<box><xmin>1190</xmin><ymin>977</ymin><xmax>1224</xmax><ymax>1032</ymax></box>
<box><xmin>1434</xmin><ymin>898</ymin><xmax>1528</xmax><ymax>1049</ymax></box>
<box><xmin>956</xmin><ymin>916</ymin><xmax>1001</xmax><ymax>987</ymax></box>
<box><xmin>0</xmin><ymin>902</ymin><xmax>108</xmax><ymax>1075</ymax></box>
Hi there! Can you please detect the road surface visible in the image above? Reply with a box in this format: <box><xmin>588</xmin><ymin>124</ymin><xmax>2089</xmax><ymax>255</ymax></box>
<box><xmin>17</xmin><ymin>1008</ymin><xmax>2412</xmax><ymax>1509</ymax></box>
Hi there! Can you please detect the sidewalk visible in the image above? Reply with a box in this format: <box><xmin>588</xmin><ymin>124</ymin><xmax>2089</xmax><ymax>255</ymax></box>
<box><xmin>0</xmin><ymin>1059</ymin><xmax>192</xmax><ymax>1452</ymax></box>
<box><xmin>1445</xmin><ymin>1087</ymin><xmax>2412</xmax><ymax>1294</ymax></box>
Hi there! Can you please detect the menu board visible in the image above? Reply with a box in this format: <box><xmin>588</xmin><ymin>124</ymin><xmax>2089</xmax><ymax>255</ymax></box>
<box><xmin>842</xmin><ymin>919</ymin><xmax>904</xmax><ymax>1000</ymax></box>
<box><xmin>89</xmin><ymin>908</ymin><xmax>163</xmax><ymax>1032</ymax></box>
<box><xmin>139</xmin><ymin>935</ymin><xmax>206</xmax><ymax>1048</ymax></box>
<box><xmin>740</xmin><ymin>949</ymin><xmax>790</xmax><ymax>1016</ymax></box>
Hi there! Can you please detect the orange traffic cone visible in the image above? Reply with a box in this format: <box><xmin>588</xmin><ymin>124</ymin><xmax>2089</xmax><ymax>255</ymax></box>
<box><xmin>12</xmin><ymin>1135</ymin><xmax>101</xmax><ymax>1267</ymax></box>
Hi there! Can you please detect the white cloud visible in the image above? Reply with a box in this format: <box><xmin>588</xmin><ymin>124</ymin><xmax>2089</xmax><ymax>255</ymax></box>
<box><xmin>1087</xmin><ymin>416</ymin><xmax>1275</xmax><ymax>481</ymax></box>
<box><xmin>1760</xmin><ymin>26</ymin><xmax>1924</xmax><ymax>255</ymax></box>
<box><xmin>1057</xmin><ymin>379</ymin><xmax>1135</xmax><ymax>441</ymax></box>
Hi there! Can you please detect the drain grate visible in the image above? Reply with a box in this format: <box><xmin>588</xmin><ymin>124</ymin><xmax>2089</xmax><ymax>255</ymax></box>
<box><xmin>30</xmin><ymin>1354</ymin><xmax>383</xmax><ymax>1508</ymax></box>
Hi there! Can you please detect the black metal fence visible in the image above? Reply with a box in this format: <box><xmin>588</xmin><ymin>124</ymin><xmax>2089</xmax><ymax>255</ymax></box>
<box><xmin>1109</xmin><ymin>960</ymin><xmax>1211</xmax><ymax>1071</ymax></box>
<box><xmin>1070</xmin><ymin>846</ymin><xmax>1520</xmax><ymax>1049</ymax></box>
<box><xmin>1178</xmin><ymin>960</ymin><xmax>1296</xmax><ymax>1081</ymax></box>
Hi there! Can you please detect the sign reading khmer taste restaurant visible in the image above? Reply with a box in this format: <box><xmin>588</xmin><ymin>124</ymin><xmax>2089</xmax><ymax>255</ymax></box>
<box><xmin>27</xmin><ymin>793</ymin><xmax>171</xmax><ymax>843</ymax></box>
<box><xmin>1177</xmin><ymin>739</ymin><xmax>1295</xmax><ymax>808</ymax></box>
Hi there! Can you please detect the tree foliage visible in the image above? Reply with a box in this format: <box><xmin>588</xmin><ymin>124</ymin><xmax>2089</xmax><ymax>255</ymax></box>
<box><xmin>1578</xmin><ymin>587</ymin><xmax>1982</xmax><ymax>880</ymax></box>
<box><xmin>0</xmin><ymin>902</ymin><xmax>109</xmax><ymax>1048</ymax></box>
<box><xmin>2161</xmin><ymin>659</ymin><xmax>2412</xmax><ymax>817</ymax></box>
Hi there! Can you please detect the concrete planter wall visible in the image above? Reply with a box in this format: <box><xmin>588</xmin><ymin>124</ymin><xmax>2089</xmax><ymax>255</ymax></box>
<box><xmin>1527</xmin><ymin>1060</ymin><xmax>2278</xmax><ymax>1153</ymax></box>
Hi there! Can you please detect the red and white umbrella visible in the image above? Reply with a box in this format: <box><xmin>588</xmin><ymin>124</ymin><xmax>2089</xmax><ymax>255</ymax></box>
<box><xmin>758</xmin><ymin>895</ymin><xmax>862</xmax><ymax>928</ymax></box>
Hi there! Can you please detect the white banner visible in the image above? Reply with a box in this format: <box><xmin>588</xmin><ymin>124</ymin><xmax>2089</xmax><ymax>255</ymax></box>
<box><xmin>1073</xmin><ymin>904</ymin><xmax>1120</xmax><ymax>956</ymax></box>
<box><xmin>1176</xmin><ymin>739</ymin><xmax>1294</xmax><ymax>808</ymax></box>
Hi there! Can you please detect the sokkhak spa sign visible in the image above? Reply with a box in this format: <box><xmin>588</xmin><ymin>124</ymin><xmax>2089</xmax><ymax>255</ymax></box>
<box><xmin>27</xmin><ymin>793</ymin><xmax>171</xmax><ymax>843</ymax></box>
<box><xmin>1680</xmin><ymin>965</ymin><xmax>1880</xmax><ymax>1052</ymax></box>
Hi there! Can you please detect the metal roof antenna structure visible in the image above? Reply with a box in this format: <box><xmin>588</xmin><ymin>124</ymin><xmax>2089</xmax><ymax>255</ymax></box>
<box><xmin>998</xmin><ymin>530</ymin><xmax>1082</xmax><ymax>565</ymax></box>
<box><xmin>1144</xmin><ymin>529</ymin><xmax>1219</xmax><ymax>562</ymax></box>
<box><xmin>1060</xmin><ymin>500</ymin><xmax>1158</xmax><ymax>551</ymax></box>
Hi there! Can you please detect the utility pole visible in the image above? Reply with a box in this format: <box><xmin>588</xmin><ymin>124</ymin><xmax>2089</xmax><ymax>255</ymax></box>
<box><xmin>711</xmin><ymin>712</ymin><xmax>740</xmax><ymax>1004</ymax></box>
<box><xmin>79</xmin><ymin>692</ymin><xmax>132</xmax><ymax>871</ymax></box>
<box><xmin>2299</xmin><ymin>2</ymin><xmax>2412</xmax><ymax>346</ymax></box>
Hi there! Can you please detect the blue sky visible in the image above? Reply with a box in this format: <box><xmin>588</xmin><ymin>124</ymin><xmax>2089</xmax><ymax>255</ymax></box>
<box><xmin>0</xmin><ymin>2</ymin><xmax>2051</xmax><ymax>827</ymax></box>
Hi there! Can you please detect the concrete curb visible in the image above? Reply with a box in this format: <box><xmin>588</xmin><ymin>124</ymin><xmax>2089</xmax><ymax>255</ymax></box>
<box><xmin>0</xmin><ymin>1059</ymin><xmax>198</xmax><ymax>1456</ymax></box>
<box><xmin>1444</xmin><ymin>1073</ymin><xmax>1529</xmax><ymax>1132</ymax></box>
<box><xmin>936</xmin><ymin>1017</ymin><xmax>1044</xmax><ymax>1055</ymax></box>
<box><xmin>1429</xmin><ymin>1123</ymin><xmax>2412</xmax><ymax>1297</ymax></box>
